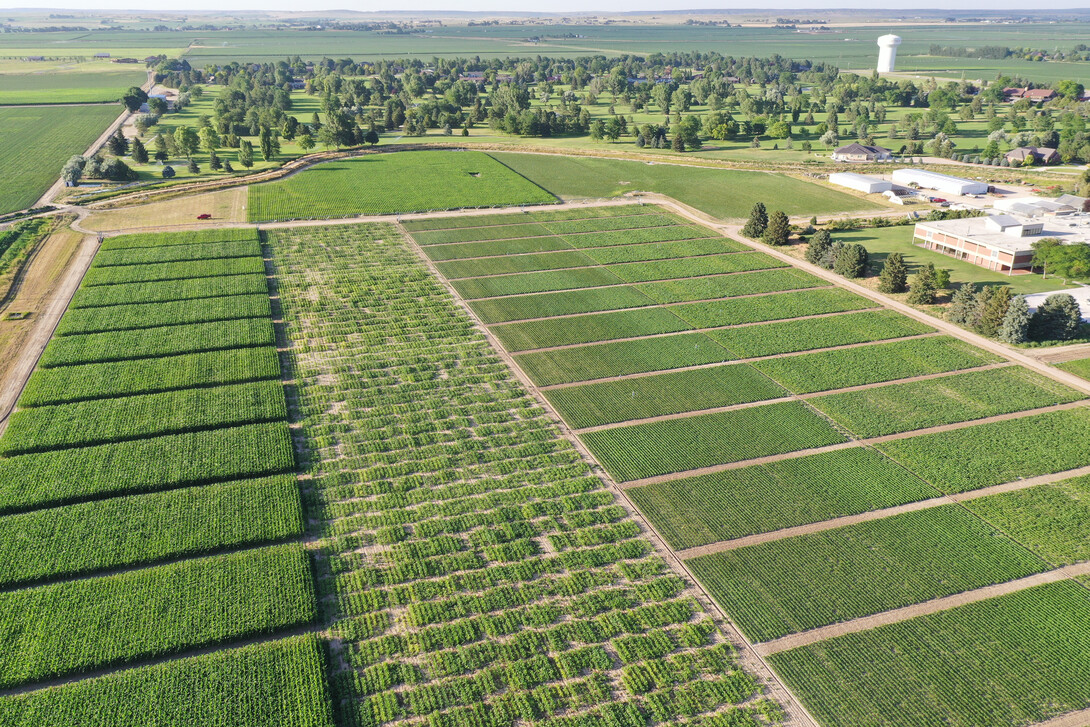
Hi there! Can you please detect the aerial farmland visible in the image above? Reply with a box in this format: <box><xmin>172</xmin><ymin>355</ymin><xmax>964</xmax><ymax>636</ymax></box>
<box><xmin>1</xmin><ymin>7</ymin><xmax>1090</xmax><ymax>727</ymax></box>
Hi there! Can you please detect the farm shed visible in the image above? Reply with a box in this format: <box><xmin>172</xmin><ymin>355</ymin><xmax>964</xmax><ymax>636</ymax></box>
<box><xmin>829</xmin><ymin>172</ymin><xmax>892</xmax><ymax>194</ymax></box>
<box><xmin>891</xmin><ymin>169</ymin><xmax>988</xmax><ymax>196</ymax></box>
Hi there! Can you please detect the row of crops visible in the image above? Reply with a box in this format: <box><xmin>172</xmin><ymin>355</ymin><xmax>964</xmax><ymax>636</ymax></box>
<box><xmin>0</xmin><ymin>228</ymin><xmax>334</xmax><ymax>726</ymax></box>
<box><xmin>266</xmin><ymin>220</ymin><xmax>785</xmax><ymax>727</ymax></box>
<box><xmin>411</xmin><ymin>205</ymin><xmax>1090</xmax><ymax>727</ymax></box>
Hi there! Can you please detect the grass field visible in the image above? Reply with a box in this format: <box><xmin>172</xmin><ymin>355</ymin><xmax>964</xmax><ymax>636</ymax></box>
<box><xmin>0</xmin><ymin>104</ymin><xmax>119</xmax><ymax>214</ymax></box>
<box><xmin>1057</xmin><ymin>356</ymin><xmax>1090</xmax><ymax>382</ymax></box>
<box><xmin>0</xmin><ymin>67</ymin><xmax>145</xmax><ymax>105</ymax></box>
<box><xmin>247</xmin><ymin>150</ymin><xmax>556</xmax><ymax>221</ymax></box>
<box><xmin>489</xmin><ymin>152</ymin><xmax>883</xmax><ymax>219</ymax></box>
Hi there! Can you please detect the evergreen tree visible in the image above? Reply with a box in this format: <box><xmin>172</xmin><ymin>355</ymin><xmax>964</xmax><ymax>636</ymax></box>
<box><xmin>107</xmin><ymin>129</ymin><xmax>128</xmax><ymax>157</ymax></box>
<box><xmin>741</xmin><ymin>202</ymin><xmax>768</xmax><ymax>238</ymax></box>
<box><xmin>945</xmin><ymin>284</ymin><xmax>976</xmax><ymax>325</ymax></box>
<box><xmin>672</xmin><ymin>134</ymin><xmax>685</xmax><ymax>152</ymax></box>
<box><xmin>238</xmin><ymin>140</ymin><xmax>254</xmax><ymax>168</ymax></box>
<box><xmin>209</xmin><ymin>150</ymin><xmax>222</xmax><ymax>171</ymax></box>
<box><xmin>761</xmin><ymin>211</ymin><xmax>791</xmax><ymax>246</ymax></box>
<box><xmin>978</xmin><ymin>285</ymin><xmax>1012</xmax><ymax>337</ymax></box>
<box><xmin>187</xmin><ymin>158</ymin><xmax>199</xmax><ymax>174</ymax></box>
<box><xmin>805</xmin><ymin>229</ymin><xmax>832</xmax><ymax>265</ymax></box>
<box><xmin>998</xmin><ymin>296</ymin><xmax>1032</xmax><ymax>344</ymax></box>
<box><xmin>906</xmin><ymin>264</ymin><xmax>937</xmax><ymax>305</ymax></box>
<box><xmin>968</xmin><ymin>286</ymin><xmax>995</xmax><ymax>331</ymax></box>
<box><xmin>130</xmin><ymin>137</ymin><xmax>148</xmax><ymax>165</ymax></box>
<box><xmin>1030</xmin><ymin>293</ymin><xmax>1083</xmax><ymax>341</ymax></box>
<box><xmin>833</xmin><ymin>243</ymin><xmax>868</xmax><ymax>278</ymax></box>
<box><xmin>877</xmin><ymin>252</ymin><xmax>908</xmax><ymax>293</ymax></box>
<box><xmin>162</xmin><ymin>165</ymin><xmax>175</xmax><ymax>179</ymax></box>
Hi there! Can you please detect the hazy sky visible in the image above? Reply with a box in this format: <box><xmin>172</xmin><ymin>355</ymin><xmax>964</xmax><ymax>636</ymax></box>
<box><xmin>9</xmin><ymin>1</ymin><xmax>1090</xmax><ymax>12</ymax></box>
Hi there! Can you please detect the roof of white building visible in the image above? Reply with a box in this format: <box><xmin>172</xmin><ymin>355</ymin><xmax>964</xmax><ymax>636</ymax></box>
<box><xmin>916</xmin><ymin>214</ymin><xmax>1089</xmax><ymax>255</ymax></box>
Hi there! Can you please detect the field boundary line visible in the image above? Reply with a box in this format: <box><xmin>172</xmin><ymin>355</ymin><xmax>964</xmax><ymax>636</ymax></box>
<box><xmin>674</xmin><ymin>462</ymin><xmax>1090</xmax><ymax>559</ymax></box>
<box><xmin>754</xmin><ymin>560</ymin><xmax>1090</xmax><ymax>657</ymax></box>
<box><xmin>399</xmin><ymin>218</ymin><xmax>822</xmax><ymax>727</ymax></box>
<box><xmin>417</xmin><ymin>221</ymin><xmax>692</xmax><ymax>246</ymax></box>
<box><xmin>616</xmin><ymin>399</ymin><xmax>1090</xmax><ymax>488</ymax></box>
<box><xmin>434</xmin><ymin>237</ymin><xmax>724</xmax><ymax>270</ymax></box>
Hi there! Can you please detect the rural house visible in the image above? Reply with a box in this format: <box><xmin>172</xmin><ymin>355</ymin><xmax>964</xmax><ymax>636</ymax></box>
<box><xmin>831</xmin><ymin>143</ymin><xmax>892</xmax><ymax>162</ymax></box>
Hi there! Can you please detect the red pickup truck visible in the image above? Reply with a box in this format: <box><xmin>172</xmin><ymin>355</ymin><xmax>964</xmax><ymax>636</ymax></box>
<box><xmin>196</xmin><ymin>213</ymin><xmax>212</xmax><ymax>220</ymax></box>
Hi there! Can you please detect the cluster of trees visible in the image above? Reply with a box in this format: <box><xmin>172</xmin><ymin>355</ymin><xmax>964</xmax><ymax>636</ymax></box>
<box><xmin>740</xmin><ymin>203</ymin><xmax>793</xmax><ymax>247</ymax></box>
<box><xmin>948</xmin><ymin>286</ymin><xmax>1082</xmax><ymax>343</ymax></box>
<box><xmin>61</xmin><ymin>153</ymin><xmax>137</xmax><ymax>186</ymax></box>
<box><xmin>1032</xmin><ymin>238</ymin><xmax>1090</xmax><ymax>283</ymax></box>
<box><xmin>803</xmin><ymin>228</ymin><xmax>869</xmax><ymax>278</ymax></box>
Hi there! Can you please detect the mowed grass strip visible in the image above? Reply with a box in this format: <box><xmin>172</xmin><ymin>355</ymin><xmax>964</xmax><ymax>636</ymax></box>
<box><xmin>515</xmin><ymin>332</ymin><xmax>734</xmax><ymax>386</ymax></box>
<box><xmin>636</xmin><ymin>269</ymin><xmax>826</xmax><ymax>304</ymax></box>
<box><xmin>491</xmin><ymin>307</ymin><xmax>691</xmax><ymax>352</ymax></box>
<box><xmin>435</xmin><ymin>250</ymin><xmax>596</xmax><ymax>279</ymax></box>
<box><xmin>471</xmin><ymin>286</ymin><xmax>654</xmax><ymax>324</ymax></box>
<box><xmin>811</xmin><ymin>367</ymin><xmax>1086</xmax><ymax>437</ymax></box>
<box><xmin>752</xmin><ymin>336</ymin><xmax>1001</xmax><ymax>394</ymax></box>
<box><xmin>582</xmin><ymin>401</ymin><xmax>848</xmax><ymax>482</ymax></box>
<box><xmin>55</xmin><ymin>293</ymin><xmax>271</xmax><ymax>336</ymax></box>
<box><xmin>0</xmin><ymin>475</ymin><xmax>302</xmax><ymax>588</ymax></box>
<box><xmin>20</xmin><ymin>346</ymin><xmax>281</xmax><ymax>407</ymax></box>
<box><xmin>82</xmin><ymin>256</ymin><xmax>266</xmax><ymax>286</ymax></box>
<box><xmin>0</xmin><ymin>422</ymin><xmax>295</xmax><ymax>514</ymax></box>
<box><xmin>451</xmin><ymin>266</ymin><xmax>624</xmax><ymax>299</ymax></box>
<box><xmin>768</xmin><ymin>581</ymin><xmax>1090</xmax><ymax>727</ymax></box>
<box><xmin>0</xmin><ymin>544</ymin><xmax>316</xmax><ymax>689</ymax></box>
<box><xmin>39</xmin><ymin>318</ymin><xmax>275</xmax><ymax>367</ymax></box>
<box><xmin>99</xmin><ymin>228</ymin><xmax>260</xmax><ymax>250</ymax></box>
<box><xmin>544</xmin><ymin>364</ymin><xmax>786</xmax><ymax>429</ymax></box>
<box><xmin>70</xmin><ymin>273</ymin><xmax>270</xmax><ymax>309</ymax></box>
<box><xmin>606</xmin><ymin>252</ymin><xmax>786</xmax><ymax>283</ymax></box>
<box><xmin>1</xmin><ymin>380</ymin><xmax>287</xmax><ymax>456</ymax></box>
<box><xmin>422</xmin><ymin>236</ymin><xmax>570</xmax><ymax>261</ymax></box>
<box><xmin>92</xmin><ymin>239</ymin><xmax>263</xmax><ymax>267</ymax></box>
<box><xmin>965</xmin><ymin>474</ymin><xmax>1090</xmax><ymax>566</ymax></box>
<box><xmin>689</xmin><ymin>506</ymin><xmax>1047</xmax><ymax>643</ymax></box>
<box><xmin>412</xmin><ymin>222</ymin><xmax>555</xmax><ymax>245</ymax></box>
<box><xmin>672</xmin><ymin>288</ymin><xmax>872</xmax><ymax>329</ymax></box>
<box><xmin>878</xmin><ymin>407</ymin><xmax>1090</xmax><ymax>493</ymax></box>
<box><xmin>0</xmin><ymin>635</ymin><xmax>335</xmax><ymax>727</ymax></box>
<box><xmin>630</xmin><ymin>448</ymin><xmax>938</xmax><ymax>549</ymax></box>
<box><xmin>584</xmin><ymin>237</ymin><xmax>746</xmax><ymax>264</ymax></box>
<box><xmin>708</xmin><ymin>310</ymin><xmax>935</xmax><ymax>358</ymax></box>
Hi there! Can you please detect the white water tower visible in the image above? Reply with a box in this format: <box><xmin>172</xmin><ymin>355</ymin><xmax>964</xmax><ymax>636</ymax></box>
<box><xmin>877</xmin><ymin>34</ymin><xmax>901</xmax><ymax>73</ymax></box>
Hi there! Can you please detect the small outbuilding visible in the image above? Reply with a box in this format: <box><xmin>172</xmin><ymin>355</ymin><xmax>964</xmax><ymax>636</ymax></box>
<box><xmin>829</xmin><ymin>172</ymin><xmax>893</xmax><ymax>194</ymax></box>
<box><xmin>891</xmin><ymin>169</ymin><xmax>988</xmax><ymax>196</ymax></box>
<box><xmin>831</xmin><ymin>143</ymin><xmax>893</xmax><ymax>163</ymax></box>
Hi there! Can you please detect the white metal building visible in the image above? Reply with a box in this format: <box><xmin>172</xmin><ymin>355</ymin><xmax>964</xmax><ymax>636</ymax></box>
<box><xmin>993</xmin><ymin>197</ymin><xmax>1079</xmax><ymax>217</ymax></box>
<box><xmin>891</xmin><ymin>169</ymin><xmax>988</xmax><ymax>196</ymax></box>
<box><xmin>829</xmin><ymin>172</ymin><xmax>893</xmax><ymax>194</ymax></box>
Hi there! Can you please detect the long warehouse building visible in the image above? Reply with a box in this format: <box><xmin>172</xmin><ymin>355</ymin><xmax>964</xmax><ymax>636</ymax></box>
<box><xmin>829</xmin><ymin>172</ymin><xmax>893</xmax><ymax>194</ymax></box>
<box><xmin>891</xmin><ymin>168</ymin><xmax>989</xmax><ymax>195</ymax></box>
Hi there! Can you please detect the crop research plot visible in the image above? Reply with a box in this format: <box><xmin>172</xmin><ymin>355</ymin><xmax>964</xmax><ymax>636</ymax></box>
<box><xmin>408</xmin><ymin>203</ymin><xmax>1090</xmax><ymax>727</ymax></box>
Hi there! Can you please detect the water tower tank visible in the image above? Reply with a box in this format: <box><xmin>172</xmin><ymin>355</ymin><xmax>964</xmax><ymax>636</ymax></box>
<box><xmin>877</xmin><ymin>34</ymin><xmax>902</xmax><ymax>73</ymax></box>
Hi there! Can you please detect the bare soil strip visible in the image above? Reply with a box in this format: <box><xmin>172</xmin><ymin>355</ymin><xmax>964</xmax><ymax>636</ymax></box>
<box><xmin>1028</xmin><ymin>707</ymin><xmax>1090</xmax><ymax>727</ymax></box>
<box><xmin>676</xmin><ymin>463</ymin><xmax>1090</xmax><ymax>560</ymax></box>
<box><xmin>754</xmin><ymin>560</ymin><xmax>1090</xmax><ymax>657</ymax></box>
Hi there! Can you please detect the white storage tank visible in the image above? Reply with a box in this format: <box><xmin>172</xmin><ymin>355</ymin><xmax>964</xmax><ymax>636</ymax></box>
<box><xmin>829</xmin><ymin>172</ymin><xmax>893</xmax><ymax>194</ymax></box>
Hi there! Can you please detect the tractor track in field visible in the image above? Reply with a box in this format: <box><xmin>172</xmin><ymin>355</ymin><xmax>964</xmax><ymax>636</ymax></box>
<box><xmin>753</xmin><ymin>560</ymin><xmax>1090</xmax><ymax>657</ymax></box>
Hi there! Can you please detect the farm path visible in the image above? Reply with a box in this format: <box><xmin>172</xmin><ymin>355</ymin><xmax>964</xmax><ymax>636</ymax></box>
<box><xmin>676</xmin><ymin>463</ymin><xmax>1090</xmax><ymax>560</ymax></box>
<box><xmin>1031</xmin><ymin>707</ymin><xmax>1090</xmax><ymax>727</ymax></box>
<box><xmin>753</xmin><ymin>560</ymin><xmax>1090</xmax><ymax>657</ymax></box>
<box><xmin>401</xmin><ymin>223</ymin><xmax>823</xmax><ymax>727</ymax></box>
<box><xmin>0</xmin><ymin>232</ymin><xmax>98</xmax><ymax>435</ymax></box>
<box><xmin>1031</xmin><ymin>342</ymin><xmax>1090</xmax><ymax>363</ymax></box>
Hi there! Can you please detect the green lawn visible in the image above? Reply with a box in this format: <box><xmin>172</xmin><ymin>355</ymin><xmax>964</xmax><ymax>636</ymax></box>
<box><xmin>489</xmin><ymin>152</ymin><xmax>882</xmax><ymax>220</ymax></box>
<box><xmin>0</xmin><ymin>104</ymin><xmax>120</xmax><ymax>214</ymax></box>
<box><xmin>0</xmin><ymin>67</ymin><xmax>145</xmax><ymax>105</ymax></box>
<box><xmin>247</xmin><ymin>150</ymin><xmax>556</xmax><ymax>221</ymax></box>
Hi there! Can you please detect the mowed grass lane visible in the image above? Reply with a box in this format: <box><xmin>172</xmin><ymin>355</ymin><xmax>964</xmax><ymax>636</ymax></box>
<box><xmin>0</xmin><ymin>228</ymin><xmax>331</xmax><ymax>722</ymax></box>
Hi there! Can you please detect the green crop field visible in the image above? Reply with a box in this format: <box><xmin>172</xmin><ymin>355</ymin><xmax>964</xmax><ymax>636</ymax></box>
<box><xmin>1057</xmin><ymin>356</ymin><xmax>1090</xmax><ymax>382</ymax></box>
<box><xmin>707</xmin><ymin>310</ymin><xmax>935</xmax><ymax>359</ymax></box>
<box><xmin>70</xmin><ymin>273</ymin><xmax>270</xmax><ymax>308</ymax></box>
<box><xmin>582</xmin><ymin>401</ymin><xmax>848</xmax><ymax>482</ymax></box>
<box><xmin>689</xmin><ymin>506</ymin><xmax>1046</xmax><ymax>642</ymax></box>
<box><xmin>543</xmin><ymin>364</ymin><xmax>786</xmax><ymax>429</ymax></box>
<box><xmin>584</xmin><ymin>236</ymin><xmax>747</xmax><ymax>264</ymax></box>
<box><xmin>605</xmin><ymin>252</ymin><xmax>787</xmax><ymax>283</ymax></box>
<box><xmin>82</xmin><ymin>256</ymin><xmax>265</xmax><ymax>286</ymax></box>
<box><xmin>489</xmin><ymin>153</ymin><xmax>882</xmax><ymax>219</ymax></box>
<box><xmin>491</xmin><ymin>307</ymin><xmax>692</xmax><ymax>352</ymax></box>
<box><xmin>436</xmin><ymin>250</ymin><xmax>597</xmax><ymax>278</ymax></box>
<box><xmin>0</xmin><ymin>104</ymin><xmax>120</xmax><ymax>214</ymax></box>
<box><xmin>247</xmin><ymin>150</ymin><xmax>556</xmax><ymax>221</ymax></box>
<box><xmin>769</xmin><ymin>581</ymin><xmax>1090</xmax><ymax>727</ymax></box>
<box><xmin>0</xmin><ymin>67</ymin><xmax>145</xmax><ymax>105</ymax></box>
<box><xmin>93</xmin><ymin>239</ymin><xmax>262</xmax><ymax>266</ymax></box>
<box><xmin>636</xmin><ymin>269</ymin><xmax>826</xmax><ymax>304</ymax></box>
<box><xmin>629</xmin><ymin>448</ymin><xmax>938</xmax><ymax>549</ymax></box>
<box><xmin>965</xmin><ymin>475</ymin><xmax>1090</xmax><ymax>566</ymax></box>
<box><xmin>452</xmin><ymin>266</ymin><xmax>624</xmax><ymax>299</ymax></box>
<box><xmin>55</xmin><ymin>293</ymin><xmax>271</xmax><ymax>335</ymax></box>
<box><xmin>470</xmin><ymin>285</ymin><xmax>655</xmax><ymax>324</ymax></box>
<box><xmin>671</xmin><ymin>288</ymin><xmax>874</xmax><ymax>329</ymax></box>
<box><xmin>879</xmin><ymin>406</ymin><xmax>1090</xmax><ymax>493</ymax></box>
<box><xmin>751</xmin><ymin>336</ymin><xmax>1002</xmax><ymax>394</ymax></box>
<box><xmin>811</xmin><ymin>367</ymin><xmax>1086</xmax><ymax>437</ymax></box>
<box><xmin>515</xmin><ymin>332</ymin><xmax>734</xmax><ymax>386</ymax></box>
